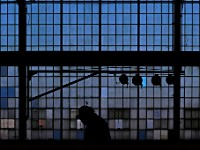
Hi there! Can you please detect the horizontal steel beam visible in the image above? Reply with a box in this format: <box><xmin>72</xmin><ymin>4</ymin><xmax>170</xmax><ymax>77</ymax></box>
<box><xmin>0</xmin><ymin>51</ymin><xmax>199</xmax><ymax>66</ymax></box>
<box><xmin>29</xmin><ymin>70</ymin><xmax>184</xmax><ymax>74</ymax></box>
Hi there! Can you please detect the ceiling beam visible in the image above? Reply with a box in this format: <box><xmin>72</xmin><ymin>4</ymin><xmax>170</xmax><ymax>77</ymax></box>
<box><xmin>0</xmin><ymin>51</ymin><xmax>199</xmax><ymax>66</ymax></box>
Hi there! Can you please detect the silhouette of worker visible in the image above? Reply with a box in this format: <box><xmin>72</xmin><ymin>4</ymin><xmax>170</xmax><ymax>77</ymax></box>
<box><xmin>76</xmin><ymin>106</ymin><xmax>111</xmax><ymax>148</ymax></box>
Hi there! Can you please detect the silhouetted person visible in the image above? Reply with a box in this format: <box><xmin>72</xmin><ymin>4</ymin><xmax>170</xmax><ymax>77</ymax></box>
<box><xmin>76</xmin><ymin>106</ymin><xmax>111</xmax><ymax>149</ymax></box>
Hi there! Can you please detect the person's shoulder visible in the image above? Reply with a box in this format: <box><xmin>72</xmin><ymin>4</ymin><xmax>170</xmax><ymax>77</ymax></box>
<box><xmin>95</xmin><ymin>114</ymin><xmax>104</xmax><ymax>120</ymax></box>
<box><xmin>94</xmin><ymin>114</ymin><xmax>108</xmax><ymax>124</ymax></box>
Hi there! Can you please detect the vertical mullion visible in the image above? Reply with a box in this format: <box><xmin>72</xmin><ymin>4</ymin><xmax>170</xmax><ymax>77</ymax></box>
<box><xmin>145</xmin><ymin>2</ymin><xmax>147</xmax><ymax>52</ymax></box>
<box><xmin>18</xmin><ymin>0</ymin><xmax>27</xmax><ymax>140</ymax></box>
<box><xmin>191</xmin><ymin>67</ymin><xmax>193</xmax><ymax>138</ymax></box>
<box><xmin>7</xmin><ymin>3</ymin><xmax>8</xmax><ymax>51</ymax></box>
<box><xmin>137</xmin><ymin>0</ymin><xmax>140</xmax><ymax>140</ymax></box>
<box><xmin>130</xmin><ymin>3</ymin><xmax>132</xmax><ymax>52</ymax></box>
<box><xmin>114</xmin><ymin>70</ymin><xmax>117</xmax><ymax>139</ymax></box>
<box><xmin>167</xmin><ymin>66</ymin><xmax>170</xmax><ymax>131</ymax></box>
<box><xmin>76</xmin><ymin>1</ymin><xmax>78</xmax><ymax>51</ymax></box>
<box><xmin>159</xmin><ymin>70</ymin><xmax>161</xmax><ymax>138</ymax></box>
<box><xmin>199</xmin><ymin>2</ymin><xmax>200</xmax><ymax>54</ymax></box>
<box><xmin>130</xmin><ymin>3</ymin><xmax>132</xmax><ymax>140</ymax></box>
<box><xmin>52</xmin><ymin>66</ymin><xmax>55</xmax><ymax>139</ymax></box>
<box><xmin>46</xmin><ymin>4</ymin><xmax>47</xmax><ymax>51</ymax></box>
<box><xmin>0</xmin><ymin>3</ymin><xmax>1</xmax><ymax>48</ymax></box>
<box><xmin>122</xmin><ymin>3</ymin><xmax>124</xmax><ymax>52</ymax></box>
<box><xmin>15</xmin><ymin>4</ymin><xmax>17</xmax><ymax>51</ymax></box>
<box><xmin>115</xmin><ymin>3</ymin><xmax>117</xmax><ymax>52</ymax></box>
<box><xmin>37</xmin><ymin>3</ymin><xmax>39</xmax><ymax>51</ymax></box>
<box><xmin>191</xmin><ymin>3</ymin><xmax>194</xmax><ymax>52</ymax></box>
<box><xmin>84</xmin><ymin>2</ymin><xmax>85</xmax><ymax>52</ymax></box>
<box><xmin>173</xmin><ymin>0</ymin><xmax>182</xmax><ymax>141</ymax></box>
<box><xmin>198</xmin><ymin>66</ymin><xmax>200</xmax><ymax>138</ymax></box>
<box><xmin>146</xmin><ymin>66</ymin><xmax>148</xmax><ymax>139</ymax></box>
<box><xmin>52</xmin><ymin>3</ymin><xmax>53</xmax><ymax>52</ymax></box>
<box><xmin>60</xmin><ymin>0</ymin><xmax>63</xmax><ymax>140</ymax></box>
<box><xmin>98</xmin><ymin>0</ymin><xmax>102</xmax><ymax>116</ymax></box>
<box><xmin>129</xmin><ymin>69</ymin><xmax>131</xmax><ymax>139</ymax></box>
<box><xmin>68</xmin><ymin>66</ymin><xmax>71</xmax><ymax>139</ymax></box>
<box><xmin>183</xmin><ymin>67</ymin><xmax>186</xmax><ymax>139</ymax></box>
<box><xmin>91</xmin><ymin>3</ymin><xmax>93</xmax><ymax>52</ymax></box>
<box><xmin>152</xmin><ymin>67</ymin><xmax>155</xmax><ymax>139</ymax></box>
<box><xmin>153</xmin><ymin>3</ymin><xmax>155</xmax><ymax>52</ymax></box>
<box><xmin>37</xmin><ymin>67</ymin><xmax>39</xmax><ymax>139</ymax></box>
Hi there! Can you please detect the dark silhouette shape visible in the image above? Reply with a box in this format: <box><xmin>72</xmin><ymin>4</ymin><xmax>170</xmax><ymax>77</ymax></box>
<box><xmin>132</xmin><ymin>73</ymin><xmax>143</xmax><ymax>88</ymax></box>
<box><xmin>119</xmin><ymin>73</ymin><xmax>128</xmax><ymax>85</ymax></box>
<box><xmin>151</xmin><ymin>74</ymin><xmax>161</xmax><ymax>86</ymax></box>
<box><xmin>76</xmin><ymin>106</ymin><xmax>111</xmax><ymax>149</ymax></box>
<box><xmin>166</xmin><ymin>74</ymin><xmax>174</xmax><ymax>85</ymax></box>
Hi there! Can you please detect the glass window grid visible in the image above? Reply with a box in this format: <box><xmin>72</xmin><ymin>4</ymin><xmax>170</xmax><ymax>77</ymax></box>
<box><xmin>0</xmin><ymin>0</ymin><xmax>200</xmax><ymax>140</ymax></box>
<box><xmin>25</xmin><ymin>66</ymin><xmax>176</xmax><ymax>140</ymax></box>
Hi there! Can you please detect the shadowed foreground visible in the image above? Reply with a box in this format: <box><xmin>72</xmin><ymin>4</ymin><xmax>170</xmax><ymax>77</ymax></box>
<box><xmin>0</xmin><ymin>140</ymin><xmax>199</xmax><ymax>150</ymax></box>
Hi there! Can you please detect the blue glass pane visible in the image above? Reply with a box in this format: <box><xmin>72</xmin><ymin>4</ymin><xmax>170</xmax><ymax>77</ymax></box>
<box><xmin>0</xmin><ymin>87</ymin><xmax>15</xmax><ymax>98</ymax></box>
<box><xmin>32</xmin><ymin>100</ymin><xmax>39</xmax><ymax>108</ymax></box>
<box><xmin>1</xmin><ymin>88</ymin><xmax>7</xmax><ymax>97</ymax></box>
<box><xmin>0</xmin><ymin>98</ymin><xmax>8</xmax><ymax>108</ymax></box>
<box><xmin>139</xmin><ymin>130</ymin><xmax>146</xmax><ymax>140</ymax></box>
<box><xmin>54</xmin><ymin>130</ymin><xmax>60</xmax><ymax>140</ymax></box>
<box><xmin>0</xmin><ymin>66</ymin><xmax>8</xmax><ymax>76</ymax></box>
<box><xmin>8</xmin><ymin>87</ymin><xmax>15</xmax><ymax>97</ymax></box>
<box><xmin>142</xmin><ymin>77</ymin><xmax>147</xmax><ymax>87</ymax></box>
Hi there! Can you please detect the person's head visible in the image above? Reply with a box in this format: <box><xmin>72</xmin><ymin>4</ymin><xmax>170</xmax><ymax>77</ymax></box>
<box><xmin>76</xmin><ymin>106</ymin><xmax>95</xmax><ymax>125</ymax></box>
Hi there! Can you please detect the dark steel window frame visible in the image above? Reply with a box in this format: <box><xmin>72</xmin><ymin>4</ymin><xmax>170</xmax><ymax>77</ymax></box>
<box><xmin>0</xmin><ymin>0</ymin><xmax>199</xmax><ymax>140</ymax></box>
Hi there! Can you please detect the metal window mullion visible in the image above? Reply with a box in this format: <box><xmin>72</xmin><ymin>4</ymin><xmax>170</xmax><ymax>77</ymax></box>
<box><xmin>145</xmin><ymin>3</ymin><xmax>147</xmax><ymax>52</ymax></box>
<box><xmin>7</xmin><ymin>3</ymin><xmax>8</xmax><ymax>51</ymax></box>
<box><xmin>46</xmin><ymin>4</ymin><xmax>49</xmax><ymax>52</ymax></box>
<box><xmin>91</xmin><ymin>3</ymin><xmax>93</xmax><ymax>52</ymax></box>
<box><xmin>52</xmin><ymin>4</ymin><xmax>55</xmax><ymax>51</ymax></box>
<box><xmin>137</xmin><ymin>0</ymin><xmax>140</xmax><ymax>140</ymax></box>
<box><xmin>31</xmin><ymin>4</ymin><xmax>33</xmax><ymax>52</ymax></box>
<box><xmin>76</xmin><ymin>1</ymin><xmax>78</xmax><ymax>51</ymax></box>
<box><xmin>0</xmin><ymin>3</ymin><xmax>1</xmax><ymax>48</ymax></box>
<box><xmin>183</xmin><ymin>69</ymin><xmax>186</xmax><ymax>137</ymax></box>
<box><xmin>146</xmin><ymin>66</ymin><xmax>148</xmax><ymax>137</ymax></box>
<box><xmin>191</xmin><ymin>67</ymin><xmax>193</xmax><ymax>137</ymax></box>
<box><xmin>173</xmin><ymin>0</ymin><xmax>182</xmax><ymax>141</ymax></box>
<box><xmin>199</xmin><ymin>2</ymin><xmax>200</xmax><ymax>53</ymax></box>
<box><xmin>160</xmin><ymin>67</ymin><xmax>162</xmax><ymax>137</ymax></box>
<box><xmin>191</xmin><ymin>3</ymin><xmax>193</xmax><ymax>52</ymax></box>
<box><xmin>153</xmin><ymin>3</ymin><xmax>155</xmax><ymax>52</ymax></box>
<box><xmin>115</xmin><ymin>3</ymin><xmax>117</xmax><ymax>52</ymax></box>
<box><xmin>122</xmin><ymin>3</ymin><xmax>124</xmax><ymax>52</ymax></box>
<box><xmin>160</xmin><ymin>3</ymin><xmax>163</xmax><ymax>52</ymax></box>
<box><xmin>198</xmin><ymin>66</ymin><xmax>200</xmax><ymax>138</ymax></box>
<box><xmin>52</xmin><ymin>66</ymin><xmax>55</xmax><ymax>139</ymax></box>
<box><xmin>152</xmin><ymin>68</ymin><xmax>155</xmax><ymax>139</ymax></box>
<box><xmin>129</xmin><ymin>3</ymin><xmax>132</xmax><ymax>139</ymax></box>
<box><xmin>68</xmin><ymin>67</ymin><xmax>71</xmax><ymax>139</ymax></box>
<box><xmin>60</xmin><ymin>0</ymin><xmax>63</xmax><ymax>140</ymax></box>
<box><xmin>114</xmin><ymin>71</ymin><xmax>117</xmax><ymax>139</ymax></box>
<box><xmin>15</xmin><ymin>67</ymin><xmax>18</xmax><ymax>139</ymax></box>
<box><xmin>129</xmin><ymin>69</ymin><xmax>131</xmax><ymax>139</ymax></box>
<box><xmin>167</xmin><ymin>66</ymin><xmax>170</xmax><ymax>130</ymax></box>
<box><xmin>98</xmin><ymin>0</ymin><xmax>102</xmax><ymax>116</ymax></box>
<box><xmin>18</xmin><ymin>0</ymin><xmax>27</xmax><ymax>140</ymax></box>
<box><xmin>84</xmin><ymin>2</ymin><xmax>86</xmax><ymax>51</ymax></box>
<box><xmin>14</xmin><ymin>4</ymin><xmax>17</xmax><ymax>51</ymax></box>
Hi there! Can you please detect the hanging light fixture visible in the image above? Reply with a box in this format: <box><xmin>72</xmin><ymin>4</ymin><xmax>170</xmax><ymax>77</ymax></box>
<box><xmin>151</xmin><ymin>74</ymin><xmax>161</xmax><ymax>86</ymax></box>
<box><xmin>166</xmin><ymin>74</ymin><xmax>174</xmax><ymax>85</ymax></box>
<box><xmin>119</xmin><ymin>74</ymin><xmax>128</xmax><ymax>86</ymax></box>
<box><xmin>132</xmin><ymin>74</ymin><xmax>143</xmax><ymax>88</ymax></box>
